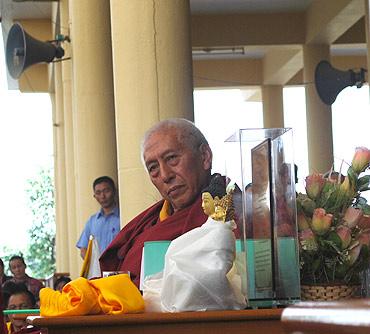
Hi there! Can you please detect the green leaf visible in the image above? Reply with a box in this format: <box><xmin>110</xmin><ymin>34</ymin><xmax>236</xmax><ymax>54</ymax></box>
<box><xmin>335</xmin><ymin>262</ymin><xmax>349</xmax><ymax>279</ymax></box>
<box><xmin>359</xmin><ymin>203</ymin><xmax>370</xmax><ymax>215</ymax></box>
<box><xmin>297</xmin><ymin>193</ymin><xmax>316</xmax><ymax>216</ymax></box>
<box><xmin>326</xmin><ymin>232</ymin><xmax>342</xmax><ymax>250</ymax></box>
<box><xmin>317</xmin><ymin>183</ymin><xmax>336</xmax><ymax>207</ymax></box>
<box><xmin>353</xmin><ymin>245</ymin><xmax>370</xmax><ymax>271</ymax></box>
<box><xmin>347</xmin><ymin>167</ymin><xmax>358</xmax><ymax>184</ymax></box>
<box><xmin>357</xmin><ymin>175</ymin><xmax>370</xmax><ymax>192</ymax></box>
<box><xmin>356</xmin><ymin>196</ymin><xmax>368</xmax><ymax>206</ymax></box>
<box><xmin>312</xmin><ymin>258</ymin><xmax>322</xmax><ymax>271</ymax></box>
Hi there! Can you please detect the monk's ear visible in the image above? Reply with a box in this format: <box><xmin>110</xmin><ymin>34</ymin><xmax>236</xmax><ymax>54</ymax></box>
<box><xmin>199</xmin><ymin>143</ymin><xmax>212</xmax><ymax>170</ymax></box>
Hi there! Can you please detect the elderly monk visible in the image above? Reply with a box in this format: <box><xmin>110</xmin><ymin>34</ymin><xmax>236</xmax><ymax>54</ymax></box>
<box><xmin>100</xmin><ymin>118</ymin><xmax>214</xmax><ymax>287</ymax></box>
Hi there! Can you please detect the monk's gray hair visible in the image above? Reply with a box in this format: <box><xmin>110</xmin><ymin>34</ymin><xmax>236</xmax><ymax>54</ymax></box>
<box><xmin>140</xmin><ymin>118</ymin><xmax>210</xmax><ymax>163</ymax></box>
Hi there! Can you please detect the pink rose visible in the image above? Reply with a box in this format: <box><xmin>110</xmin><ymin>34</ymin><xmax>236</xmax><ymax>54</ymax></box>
<box><xmin>336</xmin><ymin>225</ymin><xmax>352</xmax><ymax>249</ymax></box>
<box><xmin>343</xmin><ymin>207</ymin><xmax>363</xmax><ymax>229</ymax></box>
<box><xmin>358</xmin><ymin>230</ymin><xmax>370</xmax><ymax>247</ymax></box>
<box><xmin>305</xmin><ymin>174</ymin><xmax>326</xmax><ymax>200</ymax></box>
<box><xmin>311</xmin><ymin>208</ymin><xmax>333</xmax><ymax>235</ymax></box>
<box><xmin>358</xmin><ymin>215</ymin><xmax>370</xmax><ymax>230</ymax></box>
<box><xmin>351</xmin><ymin>147</ymin><xmax>370</xmax><ymax>174</ymax></box>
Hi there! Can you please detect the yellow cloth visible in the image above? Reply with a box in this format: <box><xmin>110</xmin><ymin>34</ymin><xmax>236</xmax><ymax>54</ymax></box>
<box><xmin>89</xmin><ymin>274</ymin><xmax>144</xmax><ymax>315</ymax></box>
<box><xmin>39</xmin><ymin>274</ymin><xmax>144</xmax><ymax>317</ymax></box>
<box><xmin>159</xmin><ymin>200</ymin><xmax>172</xmax><ymax>222</ymax></box>
<box><xmin>40</xmin><ymin>277</ymin><xmax>101</xmax><ymax>316</ymax></box>
<box><xmin>80</xmin><ymin>236</ymin><xmax>94</xmax><ymax>278</ymax></box>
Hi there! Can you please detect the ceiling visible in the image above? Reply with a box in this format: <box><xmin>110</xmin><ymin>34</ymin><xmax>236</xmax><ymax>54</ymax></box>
<box><xmin>1</xmin><ymin>1</ymin><xmax>314</xmax><ymax>41</ymax></box>
<box><xmin>0</xmin><ymin>0</ymin><xmax>366</xmax><ymax>88</ymax></box>
<box><xmin>190</xmin><ymin>0</ymin><xmax>313</xmax><ymax>14</ymax></box>
<box><xmin>1</xmin><ymin>0</ymin><xmax>362</xmax><ymax>54</ymax></box>
<box><xmin>0</xmin><ymin>0</ymin><xmax>320</xmax><ymax>60</ymax></box>
<box><xmin>0</xmin><ymin>0</ymin><xmax>314</xmax><ymax>19</ymax></box>
<box><xmin>0</xmin><ymin>0</ymin><xmax>51</xmax><ymax>20</ymax></box>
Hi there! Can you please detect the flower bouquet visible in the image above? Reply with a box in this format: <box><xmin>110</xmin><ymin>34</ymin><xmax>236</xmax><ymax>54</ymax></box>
<box><xmin>297</xmin><ymin>147</ymin><xmax>370</xmax><ymax>299</ymax></box>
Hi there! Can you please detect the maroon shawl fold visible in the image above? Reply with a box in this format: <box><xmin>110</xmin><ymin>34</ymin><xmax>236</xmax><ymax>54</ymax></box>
<box><xmin>99</xmin><ymin>195</ymin><xmax>207</xmax><ymax>287</ymax></box>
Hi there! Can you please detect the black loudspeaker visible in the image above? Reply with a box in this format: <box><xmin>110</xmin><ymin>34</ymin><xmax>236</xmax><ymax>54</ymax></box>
<box><xmin>6</xmin><ymin>22</ymin><xmax>65</xmax><ymax>79</ymax></box>
<box><xmin>315</xmin><ymin>60</ymin><xmax>367</xmax><ymax>106</ymax></box>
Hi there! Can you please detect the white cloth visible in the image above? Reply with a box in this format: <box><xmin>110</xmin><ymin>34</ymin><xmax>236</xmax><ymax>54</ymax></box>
<box><xmin>158</xmin><ymin>218</ymin><xmax>246</xmax><ymax>312</ymax></box>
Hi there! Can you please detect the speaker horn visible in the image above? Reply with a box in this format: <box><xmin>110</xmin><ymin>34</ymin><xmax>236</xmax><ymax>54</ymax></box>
<box><xmin>6</xmin><ymin>22</ymin><xmax>65</xmax><ymax>79</ymax></box>
<box><xmin>314</xmin><ymin>60</ymin><xmax>367</xmax><ymax>106</ymax></box>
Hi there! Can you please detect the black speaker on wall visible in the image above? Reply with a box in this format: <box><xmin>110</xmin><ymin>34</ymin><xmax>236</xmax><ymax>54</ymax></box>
<box><xmin>6</xmin><ymin>22</ymin><xmax>65</xmax><ymax>79</ymax></box>
<box><xmin>314</xmin><ymin>60</ymin><xmax>367</xmax><ymax>106</ymax></box>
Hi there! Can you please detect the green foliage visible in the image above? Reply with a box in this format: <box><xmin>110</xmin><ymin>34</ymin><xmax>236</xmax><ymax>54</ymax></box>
<box><xmin>24</xmin><ymin>167</ymin><xmax>56</xmax><ymax>278</ymax></box>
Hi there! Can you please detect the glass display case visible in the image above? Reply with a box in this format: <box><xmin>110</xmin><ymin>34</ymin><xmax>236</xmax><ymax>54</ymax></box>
<box><xmin>225</xmin><ymin>128</ymin><xmax>300</xmax><ymax>307</ymax></box>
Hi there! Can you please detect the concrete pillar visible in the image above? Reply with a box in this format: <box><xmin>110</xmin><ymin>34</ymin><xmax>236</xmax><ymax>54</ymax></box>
<box><xmin>59</xmin><ymin>0</ymin><xmax>79</xmax><ymax>278</ymax></box>
<box><xmin>69</xmin><ymin>0</ymin><xmax>118</xmax><ymax>270</ymax></box>
<box><xmin>53</xmin><ymin>60</ymin><xmax>69</xmax><ymax>272</ymax></box>
<box><xmin>110</xmin><ymin>0</ymin><xmax>194</xmax><ymax>223</ymax></box>
<box><xmin>303</xmin><ymin>45</ymin><xmax>333</xmax><ymax>173</ymax></box>
<box><xmin>62</xmin><ymin>63</ymin><xmax>78</xmax><ymax>277</ymax></box>
<box><xmin>261</xmin><ymin>85</ymin><xmax>284</xmax><ymax>128</ymax></box>
<box><xmin>365</xmin><ymin>0</ymin><xmax>370</xmax><ymax>97</ymax></box>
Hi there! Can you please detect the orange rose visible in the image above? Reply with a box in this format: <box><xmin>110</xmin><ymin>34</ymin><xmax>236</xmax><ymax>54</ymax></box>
<box><xmin>311</xmin><ymin>208</ymin><xmax>333</xmax><ymax>235</ymax></box>
<box><xmin>351</xmin><ymin>147</ymin><xmax>370</xmax><ymax>174</ymax></box>
<box><xmin>305</xmin><ymin>174</ymin><xmax>326</xmax><ymax>200</ymax></box>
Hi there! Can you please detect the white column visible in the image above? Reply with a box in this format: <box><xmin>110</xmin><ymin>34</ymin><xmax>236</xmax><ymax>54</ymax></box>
<box><xmin>261</xmin><ymin>85</ymin><xmax>284</xmax><ymax>128</ymax></box>
<box><xmin>110</xmin><ymin>0</ymin><xmax>194</xmax><ymax>223</ymax></box>
<box><xmin>69</xmin><ymin>0</ymin><xmax>118</xmax><ymax>259</ymax></box>
<box><xmin>53</xmin><ymin>60</ymin><xmax>69</xmax><ymax>272</ymax></box>
<box><xmin>303</xmin><ymin>45</ymin><xmax>333</xmax><ymax>173</ymax></box>
<box><xmin>365</xmin><ymin>0</ymin><xmax>370</xmax><ymax>97</ymax></box>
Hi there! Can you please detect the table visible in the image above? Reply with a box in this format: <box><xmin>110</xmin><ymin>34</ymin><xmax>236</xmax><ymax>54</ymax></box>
<box><xmin>27</xmin><ymin>308</ymin><xmax>283</xmax><ymax>334</ymax></box>
<box><xmin>281</xmin><ymin>299</ymin><xmax>370</xmax><ymax>334</ymax></box>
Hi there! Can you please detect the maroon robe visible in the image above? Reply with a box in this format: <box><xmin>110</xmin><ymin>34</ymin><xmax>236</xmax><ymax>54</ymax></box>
<box><xmin>0</xmin><ymin>285</ymin><xmax>5</xmax><ymax>334</ymax></box>
<box><xmin>99</xmin><ymin>195</ymin><xmax>207</xmax><ymax>288</ymax></box>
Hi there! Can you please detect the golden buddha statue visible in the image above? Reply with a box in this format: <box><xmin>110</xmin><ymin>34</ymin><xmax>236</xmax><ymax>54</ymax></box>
<box><xmin>201</xmin><ymin>175</ymin><xmax>234</xmax><ymax>223</ymax></box>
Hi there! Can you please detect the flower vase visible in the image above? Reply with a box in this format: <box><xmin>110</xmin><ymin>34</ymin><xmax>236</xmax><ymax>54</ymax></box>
<box><xmin>301</xmin><ymin>283</ymin><xmax>360</xmax><ymax>301</ymax></box>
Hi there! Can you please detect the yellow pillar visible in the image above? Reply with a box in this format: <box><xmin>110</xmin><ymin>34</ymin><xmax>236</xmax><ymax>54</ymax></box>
<box><xmin>303</xmin><ymin>45</ymin><xmax>333</xmax><ymax>173</ymax></box>
<box><xmin>261</xmin><ymin>85</ymin><xmax>284</xmax><ymax>128</ymax></box>
<box><xmin>69</xmin><ymin>0</ymin><xmax>118</xmax><ymax>267</ymax></box>
<box><xmin>53</xmin><ymin>60</ymin><xmax>69</xmax><ymax>272</ymax></box>
<box><xmin>58</xmin><ymin>0</ymin><xmax>79</xmax><ymax>278</ymax></box>
<box><xmin>365</xmin><ymin>0</ymin><xmax>370</xmax><ymax>97</ymax></box>
<box><xmin>62</xmin><ymin>62</ymin><xmax>78</xmax><ymax>277</ymax></box>
<box><xmin>110</xmin><ymin>0</ymin><xmax>194</xmax><ymax>223</ymax></box>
